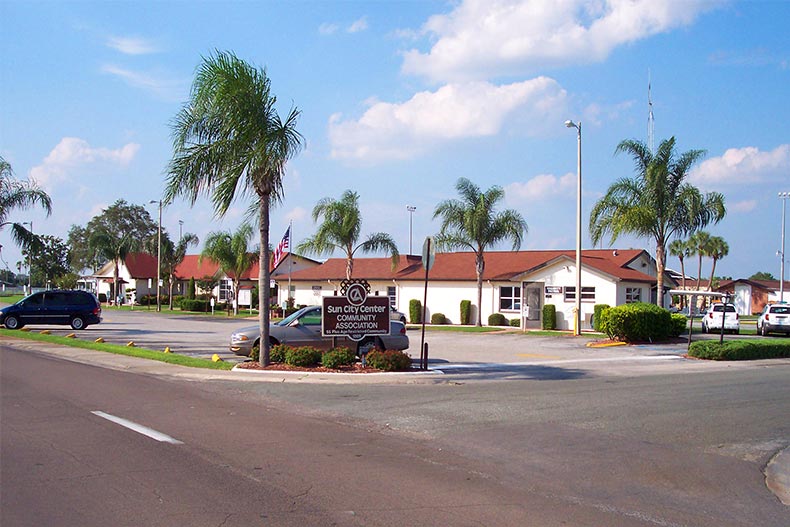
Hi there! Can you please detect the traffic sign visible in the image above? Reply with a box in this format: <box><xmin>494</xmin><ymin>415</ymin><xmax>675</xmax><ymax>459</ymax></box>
<box><xmin>422</xmin><ymin>236</ymin><xmax>436</xmax><ymax>271</ymax></box>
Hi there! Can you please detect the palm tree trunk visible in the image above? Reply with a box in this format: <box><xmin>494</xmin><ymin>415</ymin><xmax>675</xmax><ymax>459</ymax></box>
<box><xmin>345</xmin><ymin>256</ymin><xmax>353</xmax><ymax>280</ymax></box>
<box><xmin>655</xmin><ymin>244</ymin><xmax>666</xmax><ymax>307</ymax></box>
<box><xmin>475</xmin><ymin>252</ymin><xmax>484</xmax><ymax>326</ymax></box>
<box><xmin>708</xmin><ymin>259</ymin><xmax>718</xmax><ymax>292</ymax></box>
<box><xmin>259</xmin><ymin>194</ymin><xmax>272</xmax><ymax>367</ymax></box>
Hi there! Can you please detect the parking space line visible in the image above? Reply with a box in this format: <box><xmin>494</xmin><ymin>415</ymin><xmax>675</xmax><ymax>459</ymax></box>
<box><xmin>91</xmin><ymin>411</ymin><xmax>184</xmax><ymax>444</ymax></box>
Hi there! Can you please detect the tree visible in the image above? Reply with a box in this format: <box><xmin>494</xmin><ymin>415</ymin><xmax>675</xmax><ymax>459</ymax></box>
<box><xmin>89</xmin><ymin>227</ymin><xmax>142</xmax><ymax>303</ymax></box>
<box><xmin>750</xmin><ymin>271</ymin><xmax>776</xmax><ymax>281</ymax></box>
<box><xmin>688</xmin><ymin>230</ymin><xmax>712</xmax><ymax>291</ymax></box>
<box><xmin>297</xmin><ymin>190</ymin><xmax>399</xmax><ymax>280</ymax></box>
<box><xmin>0</xmin><ymin>155</ymin><xmax>52</xmax><ymax>254</ymax></box>
<box><xmin>161</xmin><ymin>233</ymin><xmax>199</xmax><ymax>310</ymax></box>
<box><xmin>433</xmin><ymin>178</ymin><xmax>527</xmax><ymax>326</ymax></box>
<box><xmin>22</xmin><ymin>234</ymin><xmax>70</xmax><ymax>287</ymax></box>
<box><xmin>668</xmin><ymin>238</ymin><xmax>690</xmax><ymax>308</ymax></box>
<box><xmin>165</xmin><ymin>50</ymin><xmax>303</xmax><ymax>366</ymax></box>
<box><xmin>706</xmin><ymin>236</ymin><xmax>729</xmax><ymax>291</ymax></box>
<box><xmin>200</xmin><ymin>224</ymin><xmax>257</xmax><ymax>315</ymax></box>
<box><xmin>589</xmin><ymin>137</ymin><xmax>726</xmax><ymax>307</ymax></box>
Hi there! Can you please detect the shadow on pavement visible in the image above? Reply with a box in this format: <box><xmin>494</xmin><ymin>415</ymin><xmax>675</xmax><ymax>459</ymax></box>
<box><xmin>431</xmin><ymin>363</ymin><xmax>587</xmax><ymax>381</ymax></box>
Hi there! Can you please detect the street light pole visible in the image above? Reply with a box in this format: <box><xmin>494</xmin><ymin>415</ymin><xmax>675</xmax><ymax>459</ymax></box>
<box><xmin>23</xmin><ymin>221</ymin><xmax>32</xmax><ymax>294</ymax></box>
<box><xmin>150</xmin><ymin>200</ymin><xmax>162</xmax><ymax>312</ymax></box>
<box><xmin>407</xmin><ymin>206</ymin><xmax>416</xmax><ymax>255</ymax></box>
<box><xmin>565</xmin><ymin>120</ymin><xmax>582</xmax><ymax>336</ymax></box>
<box><xmin>780</xmin><ymin>192</ymin><xmax>789</xmax><ymax>302</ymax></box>
<box><xmin>178</xmin><ymin>219</ymin><xmax>184</xmax><ymax>241</ymax></box>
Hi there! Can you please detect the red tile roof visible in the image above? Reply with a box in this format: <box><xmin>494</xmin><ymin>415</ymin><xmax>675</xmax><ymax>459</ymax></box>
<box><xmin>123</xmin><ymin>253</ymin><xmax>158</xmax><ymax>279</ymax></box>
<box><xmin>284</xmin><ymin>249</ymin><xmax>657</xmax><ymax>283</ymax></box>
<box><xmin>174</xmin><ymin>255</ymin><xmax>260</xmax><ymax>280</ymax></box>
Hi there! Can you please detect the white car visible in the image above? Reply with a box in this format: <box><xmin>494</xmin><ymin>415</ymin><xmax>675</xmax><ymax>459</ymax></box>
<box><xmin>756</xmin><ymin>303</ymin><xmax>790</xmax><ymax>337</ymax></box>
<box><xmin>701</xmin><ymin>303</ymin><xmax>739</xmax><ymax>334</ymax></box>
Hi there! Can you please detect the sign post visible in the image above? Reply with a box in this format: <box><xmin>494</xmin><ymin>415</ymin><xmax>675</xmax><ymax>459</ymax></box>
<box><xmin>420</xmin><ymin>237</ymin><xmax>436</xmax><ymax>370</ymax></box>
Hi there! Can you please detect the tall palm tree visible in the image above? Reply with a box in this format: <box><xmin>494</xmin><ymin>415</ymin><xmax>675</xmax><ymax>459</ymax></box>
<box><xmin>688</xmin><ymin>230</ymin><xmax>712</xmax><ymax>292</ymax></box>
<box><xmin>165</xmin><ymin>51</ymin><xmax>303</xmax><ymax>366</ymax></box>
<box><xmin>668</xmin><ymin>238</ymin><xmax>690</xmax><ymax>308</ymax></box>
<box><xmin>89</xmin><ymin>228</ymin><xmax>141</xmax><ymax>303</ymax></box>
<box><xmin>433</xmin><ymin>177</ymin><xmax>527</xmax><ymax>326</ymax></box>
<box><xmin>0</xmin><ymin>155</ymin><xmax>52</xmax><ymax>252</ymax></box>
<box><xmin>589</xmin><ymin>137</ymin><xmax>726</xmax><ymax>307</ymax></box>
<box><xmin>706</xmin><ymin>236</ymin><xmax>729</xmax><ymax>291</ymax></box>
<box><xmin>161</xmin><ymin>232</ymin><xmax>199</xmax><ymax>309</ymax></box>
<box><xmin>297</xmin><ymin>190</ymin><xmax>399</xmax><ymax>280</ymax></box>
<box><xmin>200</xmin><ymin>224</ymin><xmax>257</xmax><ymax>316</ymax></box>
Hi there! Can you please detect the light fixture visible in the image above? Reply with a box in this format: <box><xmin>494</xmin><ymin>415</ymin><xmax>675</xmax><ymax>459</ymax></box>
<box><xmin>564</xmin><ymin>119</ymin><xmax>582</xmax><ymax>335</ymax></box>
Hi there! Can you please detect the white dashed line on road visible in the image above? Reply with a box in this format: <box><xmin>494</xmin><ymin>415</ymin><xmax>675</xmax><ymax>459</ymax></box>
<box><xmin>91</xmin><ymin>411</ymin><xmax>184</xmax><ymax>444</ymax></box>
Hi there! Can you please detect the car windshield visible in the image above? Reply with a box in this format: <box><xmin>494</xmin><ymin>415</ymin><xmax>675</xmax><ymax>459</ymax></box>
<box><xmin>276</xmin><ymin>306</ymin><xmax>319</xmax><ymax>326</ymax></box>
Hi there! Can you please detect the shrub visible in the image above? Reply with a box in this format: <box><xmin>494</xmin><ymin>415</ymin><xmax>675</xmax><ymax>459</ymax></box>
<box><xmin>180</xmin><ymin>298</ymin><xmax>210</xmax><ymax>312</ymax></box>
<box><xmin>431</xmin><ymin>312</ymin><xmax>447</xmax><ymax>325</ymax></box>
<box><xmin>98</xmin><ymin>293</ymin><xmax>108</xmax><ymax>304</ymax></box>
<box><xmin>187</xmin><ymin>277</ymin><xmax>196</xmax><ymax>300</ymax></box>
<box><xmin>322</xmin><ymin>347</ymin><xmax>356</xmax><ymax>369</ymax></box>
<box><xmin>250</xmin><ymin>342</ymin><xmax>291</xmax><ymax>363</ymax></box>
<box><xmin>593</xmin><ymin>304</ymin><xmax>610</xmax><ymax>332</ymax></box>
<box><xmin>597</xmin><ymin>302</ymin><xmax>674</xmax><ymax>342</ymax></box>
<box><xmin>460</xmin><ymin>300</ymin><xmax>472</xmax><ymax>325</ymax></box>
<box><xmin>285</xmin><ymin>346</ymin><xmax>323</xmax><ymax>367</ymax></box>
<box><xmin>688</xmin><ymin>339</ymin><xmax>790</xmax><ymax>361</ymax></box>
<box><xmin>670</xmin><ymin>313</ymin><xmax>688</xmax><ymax>337</ymax></box>
<box><xmin>409</xmin><ymin>299</ymin><xmax>422</xmax><ymax>324</ymax></box>
<box><xmin>488</xmin><ymin>313</ymin><xmax>508</xmax><ymax>326</ymax></box>
<box><xmin>542</xmin><ymin>304</ymin><xmax>556</xmax><ymax>330</ymax></box>
<box><xmin>365</xmin><ymin>349</ymin><xmax>412</xmax><ymax>371</ymax></box>
<box><xmin>510</xmin><ymin>318</ymin><xmax>520</xmax><ymax>327</ymax></box>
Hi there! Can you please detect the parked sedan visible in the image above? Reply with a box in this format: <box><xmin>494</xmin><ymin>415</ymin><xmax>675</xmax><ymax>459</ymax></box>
<box><xmin>0</xmin><ymin>290</ymin><xmax>102</xmax><ymax>330</ymax></box>
<box><xmin>701</xmin><ymin>303</ymin><xmax>739</xmax><ymax>334</ymax></box>
<box><xmin>756</xmin><ymin>303</ymin><xmax>790</xmax><ymax>336</ymax></box>
<box><xmin>230</xmin><ymin>305</ymin><xmax>409</xmax><ymax>357</ymax></box>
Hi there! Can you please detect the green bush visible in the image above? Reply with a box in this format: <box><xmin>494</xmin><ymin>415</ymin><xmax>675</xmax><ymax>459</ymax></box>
<box><xmin>542</xmin><ymin>304</ymin><xmax>556</xmax><ymax>330</ymax></box>
<box><xmin>365</xmin><ymin>349</ymin><xmax>412</xmax><ymax>371</ymax></box>
<box><xmin>409</xmin><ymin>299</ymin><xmax>422</xmax><ymax>324</ymax></box>
<box><xmin>460</xmin><ymin>300</ymin><xmax>472</xmax><ymax>325</ymax></box>
<box><xmin>510</xmin><ymin>318</ymin><xmax>520</xmax><ymax>327</ymax></box>
<box><xmin>322</xmin><ymin>347</ymin><xmax>356</xmax><ymax>368</ymax></box>
<box><xmin>431</xmin><ymin>312</ymin><xmax>447</xmax><ymax>325</ymax></box>
<box><xmin>598</xmin><ymin>302</ymin><xmax>674</xmax><ymax>342</ymax></box>
<box><xmin>180</xmin><ymin>298</ymin><xmax>210</xmax><ymax>312</ymax></box>
<box><xmin>98</xmin><ymin>293</ymin><xmax>108</xmax><ymax>304</ymax></box>
<box><xmin>250</xmin><ymin>342</ymin><xmax>291</xmax><ymax>363</ymax></box>
<box><xmin>688</xmin><ymin>339</ymin><xmax>790</xmax><ymax>360</ymax></box>
<box><xmin>670</xmin><ymin>313</ymin><xmax>688</xmax><ymax>337</ymax></box>
<box><xmin>187</xmin><ymin>277</ymin><xmax>196</xmax><ymax>300</ymax></box>
<box><xmin>593</xmin><ymin>304</ymin><xmax>610</xmax><ymax>332</ymax></box>
<box><xmin>488</xmin><ymin>313</ymin><xmax>508</xmax><ymax>326</ymax></box>
<box><xmin>285</xmin><ymin>346</ymin><xmax>323</xmax><ymax>367</ymax></box>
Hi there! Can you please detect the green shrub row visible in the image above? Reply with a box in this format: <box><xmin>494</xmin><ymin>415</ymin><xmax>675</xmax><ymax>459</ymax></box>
<box><xmin>322</xmin><ymin>347</ymin><xmax>356</xmax><ymax>368</ymax></box>
<box><xmin>542</xmin><ymin>304</ymin><xmax>556</xmax><ymax>330</ymax></box>
<box><xmin>597</xmin><ymin>302</ymin><xmax>685</xmax><ymax>342</ymax></box>
<box><xmin>593</xmin><ymin>304</ymin><xmax>609</xmax><ymax>332</ymax></box>
<box><xmin>688</xmin><ymin>339</ymin><xmax>790</xmax><ymax>361</ymax></box>
<box><xmin>365</xmin><ymin>349</ymin><xmax>412</xmax><ymax>371</ymax></box>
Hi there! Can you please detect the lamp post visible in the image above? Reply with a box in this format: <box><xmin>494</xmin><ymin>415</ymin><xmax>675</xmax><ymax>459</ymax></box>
<box><xmin>178</xmin><ymin>219</ymin><xmax>184</xmax><ymax>241</ymax></box>
<box><xmin>407</xmin><ymin>206</ymin><xmax>416</xmax><ymax>255</ymax></box>
<box><xmin>565</xmin><ymin>120</ymin><xmax>582</xmax><ymax>336</ymax></box>
<box><xmin>22</xmin><ymin>221</ymin><xmax>32</xmax><ymax>294</ymax></box>
<box><xmin>149</xmin><ymin>200</ymin><xmax>162</xmax><ymax>312</ymax></box>
<box><xmin>780</xmin><ymin>192</ymin><xmax>789</xmax><ymax>302</ymax></box>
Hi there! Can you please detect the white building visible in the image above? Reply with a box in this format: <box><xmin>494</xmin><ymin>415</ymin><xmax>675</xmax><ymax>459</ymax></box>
<box><xmin>276</xmin><ymin>249</ymin><xmax>672</xmax><ymax>330</ymax></box>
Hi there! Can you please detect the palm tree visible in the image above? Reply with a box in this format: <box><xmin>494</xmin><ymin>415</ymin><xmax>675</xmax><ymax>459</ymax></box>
<box><xmin>589</xmin><ymin>137</ymin><xmax>726</xmax><ymax>307</ymax></box>
<box><xmin>161</xmin><ymin>233</ymin><xmax>199</xmax><ymax>309</ymax></box>
<box><xmin>433</xmin><ymin>177</ymin><xmax>528</xmax><ymax>326</ymax></box>
<box><xmin>0</xmin><ymin>155</ymin><xmax>52</xmax><ymax>252</ymax></box>
<box><xmin>706</xmin><ymin>236</ymin><xmax>729</xmax><ymax>291</ymax></box>
<box><xmin>89</xmin><ymin>228</ymin><xmax>141</xmax><ymax>303</ymax></box>
<box><xmin>200</xmin><ymin>224</ymin><xmax>257</xmax><ymax>316</ymax></box>
<box><xmin>688</xmin><ymin>230</ymin><xmax>712</xmax><ymax>292</ymax></box>
<box><xmin>297</xmin><ymin>190</ymin><xmax>399</xmax><ymax>280</ymax></box>
<box><xmin>668</xmin><ymin>238</ymin><xmax>690</xmax><ymax>308</ymax></box>
<box><xmin>165</xmin><ymin>51</ymin><xmax>303</xmax><ymax>366</ymax></box>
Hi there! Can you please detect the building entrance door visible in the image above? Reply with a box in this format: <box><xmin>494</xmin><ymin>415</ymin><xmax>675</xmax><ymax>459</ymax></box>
<box><xmin>521</xmin><ymin>282</ymin><xmax>543</xmax><ymax>329</ymax></box>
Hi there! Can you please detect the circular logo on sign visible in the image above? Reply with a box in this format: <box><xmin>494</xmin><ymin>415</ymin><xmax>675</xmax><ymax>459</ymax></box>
<box><xmin>346</xmin><ymin>283</ymin><xmax>367</xmax><ymax>306</ymax></box>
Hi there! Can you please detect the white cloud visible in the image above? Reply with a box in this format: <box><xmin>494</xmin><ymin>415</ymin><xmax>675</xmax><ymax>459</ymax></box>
<box><xmin>506</xmin><ymin>173</ymin><xmax>575</xmax><ymax>202</ymax></box>
<box><xmin>285</xmin><ymin>207</ymin><xmax>308</xmax><ymax>223</ymax></box>
<box><xmin>730</xmin><ymin>200</ymin><xmax>757</xmax><ymax>213</ymax></box>
<box><xmin>106</xmin><ymin>35</ymin><xmax>159</xmax><ymax>55</ymax></box>
<box><xmin>29</xmin><ymin>137</ymin><xmax>140</xmax><ymax>190</ymax></box>
<box><xmin>348</xmin><ymin>17</ymin><xmax>369</xmax><ymax>33</ymax></box>
<box><xmin>402</xmin><ymin>0</ymin><xmax>716</xmax><ymax>82</ymax></box>
<box><xmin>319</xmin><ymin>23</ymin><xmax>339</xmax><ymax>35</ymax></box>
<box><xmin>690</xmin><ymin>144</ymin><xmax>790</xmax><ymax>187</ymax></box>
<box><xmin>101</xmin><ymin>64</ymin><xmax>187</xmax><ymax>101</ymax></box>
<box><xmin>329</xmin><ymin>77</ymin><xmax>567</xmax><ymax>162</ymax></box>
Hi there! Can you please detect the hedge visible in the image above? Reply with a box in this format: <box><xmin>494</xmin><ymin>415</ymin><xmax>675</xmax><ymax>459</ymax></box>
<box><xmin>488</xmin><ymin>313</ymin><xmax>508</xmax><ymax>326</ymax></box>
<box><xmin>409</xmin><ymin>299</ymin><xmax>422</xmax><ymax>324</ymax></box>
<box><xmin>593</xmin><ymin>304</ymin><xmax>610</xmax><ymax>332</ymax></box>
<box><xmin>322</xmin><ymin>347</ymin><xmax>356</xmax><ymax>368</ymax></box>
<box><xmin>285</xmin><ymin>346</ymin><xmax>323</xmax><ymax>367</ymax></box>
<box><xmin>542</xmin><ymin>304</ymin><xmax>556</xmax><ymax>330</ymax></box>
<box><xmin>180</xmin><ymin>298</ymin><xmax>211</xmax><ymax>312</ymax></box>
<box><xmin>431</xmin><ymin>313</ymin><xmax>447</xmax><ymax>325</ymax></box>
<box><xmin>598</xmin><ymin>302</ymin><xmax>677</xmax><ymax>342</ymax></box>
<box><xmin>365</xmin><ymin>349</ymin><xmax>412</xmax><ymax>371</ymax></box>
<box><xmin>460</xmin><ymin>300</ymin><xmax>472</xmax><ymax>325</ymax></box>
<box><xmin>688</xmin><ymin>339</ymin><xmax>790</xmax><ymax>360</ymax></box>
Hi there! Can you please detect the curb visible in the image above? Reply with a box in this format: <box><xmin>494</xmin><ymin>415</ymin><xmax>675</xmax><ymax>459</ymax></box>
<box><xmin>765</xmin><ymin>445</ymin><xmax>790</xmax><ymax>506</ymax></box>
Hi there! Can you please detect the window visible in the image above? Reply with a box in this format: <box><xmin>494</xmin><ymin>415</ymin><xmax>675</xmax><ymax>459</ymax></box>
<box><xmin>499</xmin><ymin>286</ymin><xmax>521</xmax><ymax>311</ymax></box>
<box><xmin>564</xmin><ymin>286</ymin><xmax>595</xmax><ymax>302</ymax></box>
<box><xmin>625</xmin><ymin>287</ymin><xmax>641</xmax><ymax>303</ymax></box>
<box><xmin>387</xmin><ymin>286</ymin><xmax>397</xmax><ymax>307</ymax></box>
<box><xmin>219</xmin><ymin>279</ymin><xmax>233</xmax><ymax>301</ymax></box>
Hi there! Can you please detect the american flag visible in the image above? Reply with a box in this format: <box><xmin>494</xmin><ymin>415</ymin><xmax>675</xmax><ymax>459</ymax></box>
<box><xmin>272</xmin><ymin>226</ymin><xmax>290</xmax><ymax>270</ymax></box>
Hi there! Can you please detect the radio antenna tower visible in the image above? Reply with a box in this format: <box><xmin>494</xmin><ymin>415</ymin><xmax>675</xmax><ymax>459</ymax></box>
<box><xmin>647</xmin><ymin>69</ymin><xmax>655</xmax><ymax>154</ymax></box>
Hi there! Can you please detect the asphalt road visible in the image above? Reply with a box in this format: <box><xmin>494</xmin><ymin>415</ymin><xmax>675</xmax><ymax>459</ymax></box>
<box><xmin>3</xmin><ymin>343</ymin><xmax>789</xmax><ymax>526</ymax></box>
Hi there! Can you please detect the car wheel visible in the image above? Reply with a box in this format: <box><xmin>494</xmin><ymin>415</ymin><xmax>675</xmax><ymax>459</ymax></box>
<box><xmin>70</xmin><ymin>316</ymin><xmax>86</xmax><ymax>330</ymax></box>
<box><xmin>761</xmin><ymin>324</ymin><xmax>768</xmax><ymax>337</ymax></box>
<box><xmin>4</xmin><ymin>315</ymin><xmax>20</xmax><ymax>330</ymax></box>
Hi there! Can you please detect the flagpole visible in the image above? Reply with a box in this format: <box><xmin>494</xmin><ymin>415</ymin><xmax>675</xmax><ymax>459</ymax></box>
<box><xmin>288</xmin><ymin>220</ymin><xmax>292</xmax><ymax>303</ymax></box>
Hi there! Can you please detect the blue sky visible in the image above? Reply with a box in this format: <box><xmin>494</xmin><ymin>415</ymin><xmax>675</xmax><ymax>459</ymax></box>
<box><xmin>2</xmin><ymin>0</ymin><xmax>789</xmax><ymax>282</ymax></box>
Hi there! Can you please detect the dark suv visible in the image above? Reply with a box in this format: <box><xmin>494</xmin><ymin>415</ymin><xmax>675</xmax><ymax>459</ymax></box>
<box><xmin>1</xmin><ymin>290</ymin><xmax>102</xmax><ymax>330</ymax></box>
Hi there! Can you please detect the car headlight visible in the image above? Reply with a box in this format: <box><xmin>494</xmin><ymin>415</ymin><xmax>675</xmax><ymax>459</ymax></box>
<box><xmin>232</xmin><ymin>334</ymin><xmax>249</xmax><ymax>342</ymax></box>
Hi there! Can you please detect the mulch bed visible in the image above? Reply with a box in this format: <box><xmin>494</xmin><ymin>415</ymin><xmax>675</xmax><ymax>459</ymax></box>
<box><xmin>236</xmin><ymin>361</ymin><xmax>383</xmax><ymax>373</ymax></box>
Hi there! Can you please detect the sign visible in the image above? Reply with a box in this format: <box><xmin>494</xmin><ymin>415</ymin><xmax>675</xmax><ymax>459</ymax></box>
<box><xmin>422</xmin><ymin>236</ymin><xmax>436</xmax><ymax>271</ymax></box>
<box><xmin>545</xmin><ymin>286</ymin><xmax>563</xmax><ymax>295</ymax></box>
<box><xmin>322</xmin><ymin>279</ymin><xmax>390</xmax><ymax>341</ymax></box>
